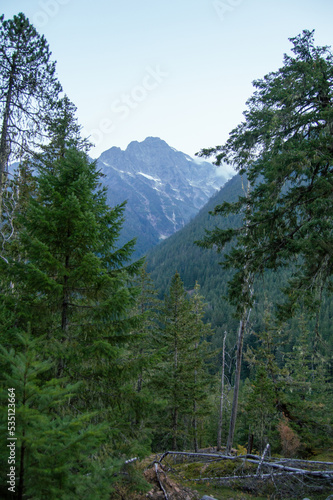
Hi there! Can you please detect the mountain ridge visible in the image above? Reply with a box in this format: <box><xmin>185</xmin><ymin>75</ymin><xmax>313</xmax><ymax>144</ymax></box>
<box><xmin>97</xmin><ymin>137</ymin><xmax>232</xmax><ymax>256</ymax></box>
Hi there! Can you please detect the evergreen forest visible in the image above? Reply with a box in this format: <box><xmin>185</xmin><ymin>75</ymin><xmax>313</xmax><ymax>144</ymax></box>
<box><xmin>0</xmin><ymin>13</ymin><xmax>332</xmax><ymax>500</ymax></box>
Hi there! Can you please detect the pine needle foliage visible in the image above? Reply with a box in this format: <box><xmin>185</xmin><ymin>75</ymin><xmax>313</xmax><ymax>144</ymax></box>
<box><xmin>0</xmin><ymin>331</ymin><xmax>110</xmax><ymax>500</ymax></box>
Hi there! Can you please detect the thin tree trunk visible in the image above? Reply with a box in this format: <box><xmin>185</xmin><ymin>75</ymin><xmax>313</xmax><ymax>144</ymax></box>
<box><xmin>193</xmin><ymin>338</ymin><xmax>199</xmax><ymax>452</ymax></box>
<box><xmin>0</xmin><ymin>90</ymin><xmax>10</xmax><ymax>217</ymax></box>
<box><xmin>226</xmin><ymin>312</ymin><xmax>247</xmax><ymax>454</ymax></box>
<box><xmin>193</xmin><ymin>384</ymin><xmax>198</xmax><ymax>452</ymax></box>
<box><xmin>247</xmin><ymin>427</ymin><xmax>254</xmax><ymax>454</ymax></box>
<box><xmin>172</xmin><ymin>328</ymin><xmax>178</xmax><ymax>450</ymax></box>
<box><xmin>217</xmin><ymin>331</ymin><xmax>227</xmax><ymax>451</ymax></box>
<box><xmin>137</xmin><ymin>353</ymin><xmax>143</xmax><ymax>392</ymax></box>
<box><xmin>137</xmin><ymin>297</ymin><xmax>146</xmax><ymax>393</ymax></box>
<box><xmin>172</xmin><ymin>407</ymin><xmax>178</xmax><ymax>450</ymax></box>
<box><xmin>0</xmin><ymin>63</ymin><xmax>15</xmax><ymax>216</ymax></box>
<box><xmin>226</xmin><ymin>297</ymin><xmax>252</xmax><ymax>454</ymax></box>
<box><xmin>226</xmin><ymin>178</ymin><xmax>253</xmax><ymax>454</ymax></box>
<box><xmin>58</xmin><ymin>254</ymin><xmax>70</xmax><ymax>377</ymax></box>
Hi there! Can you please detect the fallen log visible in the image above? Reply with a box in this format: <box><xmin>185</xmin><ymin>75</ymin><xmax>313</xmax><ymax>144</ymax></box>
<box><xmin>188</xmin><ymin>470</ymin><xmax>333</xmax><ymax>482</ymax></box>
<box><xmin>159</xmin><ymin>451</ymin><xmax>242</xmax><ymax>463</ymax></box>
<box><xmin>158</xmin><ymin>450</ymin><xmax>333</xmax><ymax>481</ymax></box>
<box><xmin>159</xmin><ymin>450</ymin><xmax>333</xmax><ymax>475</ymax></box>
<box><xmin>154</xmin><ymin>462</ymin><xmax>169</xmax><ymax>500</ymax></box>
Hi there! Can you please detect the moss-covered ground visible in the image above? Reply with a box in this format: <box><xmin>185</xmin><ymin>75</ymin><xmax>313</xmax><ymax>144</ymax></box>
<box><xmin>111</xmin><ymin>450</ymin><xmax>333</xmax><ymax>500</ymax></box>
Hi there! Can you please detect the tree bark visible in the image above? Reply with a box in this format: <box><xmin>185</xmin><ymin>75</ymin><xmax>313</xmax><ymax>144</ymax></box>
<box><xmin>193</xmin><ymin>339</ymin><xmax>199</xmax><ymax>452</ymax></box>
<box><xmin>172</xmin><ymin>318</ymin><xmax>178</xmax><ymax>450</ymax></box>
<box><xmin>58</xmin><ymin>253</ymin><xmax>70</xmax><ymax>377</ymax></box>
<box><xmin>193</xmin><ymin>387</ymin><xmax>198</xmax><ymax>452</ymax></box>
<box><xmin>226</xmin><ymin>178</ymin><xmax>253</xmax><ymax>454</ymax></box>
<box><xmin>217</xmin><ymin>331</ymin><xmax>227</xmax><ymax>451</ymax></box>
<box><xmin>226</xmin><ymin>313</ymin><xmax>247</xmax><ymax>454</ymax></box>
<box><xmin>247</xmin><ymin>429</ymin><xmax>254</xmax><ymax>455</ymax></box>
<box><xmin>172</xmin><ymin>407</ymin><xmax>178</xmax><ymax>451</ymax></box>
<box><xmin>0</xmin><ymin>57</ymin><xmax>16</xmax><ymax>215</ymax></box>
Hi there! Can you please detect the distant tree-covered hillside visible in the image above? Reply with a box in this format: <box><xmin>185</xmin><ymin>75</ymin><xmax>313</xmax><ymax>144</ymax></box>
<box><xmin>146</xmin><ymin>174</ymin><xmax>241</xmax><ymax>344</ymax></box>
<box><xmin>146</xmin><ymin>174</ymin><xmax>333</xmax><ymax>359</ymax></box>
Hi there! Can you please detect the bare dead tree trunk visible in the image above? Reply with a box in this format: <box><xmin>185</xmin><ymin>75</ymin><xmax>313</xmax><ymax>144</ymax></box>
<box><xmin>0</xmin><ymin>57</ymin><xmax>16</xmax><ymax>217</ymax></box>
<box><xmin>226</xmin><ymin>178</ymin><xmax>253</xmax><ymax>454</ymax></box>
<box><xmin>226</xmin><ymin>310</ymin><xmax>248</xmax><ymax>454</ymax></box>
<box><xmin>217</xmin><ymin>331</ymin><xmax>227</xmax><ymax>451</ymax></box>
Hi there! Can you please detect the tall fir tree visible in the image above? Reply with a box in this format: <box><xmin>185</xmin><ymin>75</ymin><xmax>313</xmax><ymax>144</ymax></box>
<box><xmin>152</xmin><ymin>273</ymin><xmax>213</xmax><ymax>451</ymax></box>
<box><xmin>187</xmin><ymin>282</ymin><xmax>214</xmax><ymax>452</ymax></box>
<box><xmin>0</xmin><ymin>98</ymin><xmax>147</xmax><ymax>476</ymax></box>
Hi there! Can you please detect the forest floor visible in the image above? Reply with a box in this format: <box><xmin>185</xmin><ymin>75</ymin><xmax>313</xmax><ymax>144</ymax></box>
<box><xmin>113</xmin><ymin>447</ymin><xmax>333</xmax><ymax>500</ymax></box>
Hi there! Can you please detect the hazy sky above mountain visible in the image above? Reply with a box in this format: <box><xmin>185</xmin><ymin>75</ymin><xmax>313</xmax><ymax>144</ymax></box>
<box><xmin>3</xmin><ymin>0</ymin><xmax>333</xmax><ymax>163</ymax></box>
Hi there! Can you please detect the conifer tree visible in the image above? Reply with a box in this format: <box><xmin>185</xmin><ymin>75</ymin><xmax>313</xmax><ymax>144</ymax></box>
<box><xmin>242</xmin><ymin>368</ymin><xmax>278</xmax><ymax>453</ymax></box>
<box><xmin>0</xmin><ymin>12</ymin><xmax>61</xmax><ymax>205</ymax></box>
<box><xmin>131</xmin><ymin>263</ymin><xmax>162</xmax><ymax>395</ymax></box>
<box><xmin>242</xmin><ymin>312</ymin><xmax>333</xmax><ymax>453</ymax></box>
<box><xmin>241</xmin><ymin>311</ymin><xmax>288</xmax><ymax>453</ymax></box>
<box><xmin>197</xmin><ymin>30</ymin><xmax>333</xmax><ymax>451</ymax></box>
<box><xmin>187</xmin><ymin>283</ymin><xmax>214</xmax><ymax>452</ymax></box>
<box><xmin>0</xmin><ymin>98</ymin><xmax>145</xmax><ymax>458</ymax></box>
<box><xmin>198</xmin><ymin>30</ymin><xmax>333</xmax><ymax>318</ymax></box>
<box><xmin>155</xmin><ymin>272</ymin><xmax>191</xmax><ymax>449</ymax></box>
<box><xmin>153</xmin><ymin>273</ymin><xmax>213</xmax><ymax>451</ymax></box>
<box><xmin>281</xmin><ymin>317</ymin><xmax>332</xmax><ymax>451</ymax></box>
<box><xmin>103</xmin><ymin>264</ymin><xmax>162</xmax><ymax>457</ymax></box>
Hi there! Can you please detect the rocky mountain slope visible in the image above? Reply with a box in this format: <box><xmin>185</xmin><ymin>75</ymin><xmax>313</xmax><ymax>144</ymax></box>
<box><xmin>97</xmin><ymin>137</ymin><xmax>231</xmax><ymax>256</ymax></box>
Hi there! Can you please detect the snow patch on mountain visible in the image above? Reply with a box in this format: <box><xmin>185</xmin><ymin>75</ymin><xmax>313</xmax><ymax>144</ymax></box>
<box><xmin>137</xmin><ymin>172</ymin><xmax>161</xmax><ymax>182</ymax></box>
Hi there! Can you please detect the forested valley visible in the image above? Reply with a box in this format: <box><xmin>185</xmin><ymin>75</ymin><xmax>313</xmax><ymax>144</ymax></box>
<box><xmin>0</xmin><ymin>13</ymin><xmax>332</xmax><ymax>500</ymax></box>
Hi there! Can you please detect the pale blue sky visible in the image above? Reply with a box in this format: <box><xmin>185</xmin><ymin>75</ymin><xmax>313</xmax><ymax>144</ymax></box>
<box><xmin>2</xmin><ymin>0</ymin><xmax>333</xmax><ymax>161</ymax></box>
